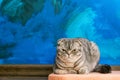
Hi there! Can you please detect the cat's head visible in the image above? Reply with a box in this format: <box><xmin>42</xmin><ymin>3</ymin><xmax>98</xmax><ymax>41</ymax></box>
<box><xmin>57</xmin><ymin>38</ymin><xmax>83</xmax><ymax>62</ymax></box>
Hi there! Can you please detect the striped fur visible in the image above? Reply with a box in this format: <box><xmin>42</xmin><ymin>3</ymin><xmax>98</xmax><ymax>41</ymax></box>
<box><xmin>53</xmin><ymin>38</ymin><xmax>111</xmax><ymax>74</ymax></box>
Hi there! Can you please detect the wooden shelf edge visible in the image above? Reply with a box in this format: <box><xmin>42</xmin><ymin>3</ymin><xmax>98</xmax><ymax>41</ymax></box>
<box><xmin>0</xmin><ymin>65</ymin><xmax>119</xmax><ymax>77</ymax></box>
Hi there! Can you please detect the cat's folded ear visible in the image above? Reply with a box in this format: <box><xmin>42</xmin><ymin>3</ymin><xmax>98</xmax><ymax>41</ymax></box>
<box><xmin>89</xmin><ymin>41</ymin><xmax>98</xmax><ymax>49</ymax></box>
<box><xmin>57</xmin><ymin>38</ymin><xmax>66</xmax><ymax>46</ymax></box>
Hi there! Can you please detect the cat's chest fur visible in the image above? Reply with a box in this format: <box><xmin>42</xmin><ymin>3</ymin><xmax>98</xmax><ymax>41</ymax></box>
<box><xmin>62</xmin><ymin>62</ymin><xmax>74</xmax><ymax>68</ymax></box>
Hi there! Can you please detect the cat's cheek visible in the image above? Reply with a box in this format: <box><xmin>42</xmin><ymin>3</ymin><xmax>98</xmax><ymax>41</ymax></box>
<box><xmin>76</xmin><ymin>53</ymin><xmax>82</xmax><ymax>56</ymax></box>
<box><xmin>69</xmin><ymin>54</ymin><xmax>74</xmax><ymax>58</ymax></box>
<box><xmin>62</xmin><ymin>54</ymin><xmax>68</xmax><ymax>58</ymax></box>
<box><xmin>58</xmin><ymin>52</ymin><xmax>67</xmax><ymax>57</ymax></box>
<box><xmin>57</xmin><ymin>52</ymin><xmax>62</xmax><ymax>56</ymax></box>
<box><xmin>59</xmin><ymin>54</ymin><xmax>68</xmax><ymax>60</ymax></box>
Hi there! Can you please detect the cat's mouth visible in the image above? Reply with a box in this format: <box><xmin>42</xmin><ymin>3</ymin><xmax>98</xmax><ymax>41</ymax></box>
<box><xmin>58</xmin><ymin>56</ymin><xmax>75</xmax><ymax>63</ymax></box>
<box><xmin>64</xmin><ymin>58</ymin><xmax>79</xmax><ymax>63</ymax></box>
<box><xmin>65</xmin><ymin>55</ymin><xmax>83</xmax><ymax>62</ymax></box>
<box><xmin>58</xmin><ymin>54</ymin><xmax>82</xmax><ymax>63</ymax></box>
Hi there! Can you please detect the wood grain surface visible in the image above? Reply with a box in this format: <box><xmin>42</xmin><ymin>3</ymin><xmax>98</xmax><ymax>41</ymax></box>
<box><xmin>0</xmin><ymin>65</ymin><xmax>119</xmax><ymax>77</ymax></box>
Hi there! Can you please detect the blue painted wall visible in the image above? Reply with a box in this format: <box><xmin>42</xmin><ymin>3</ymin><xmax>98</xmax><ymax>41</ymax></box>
<box><xmin>0</xmin><ymin>0</ymin><xmax>120</xmax><ymax>65</ymax></box>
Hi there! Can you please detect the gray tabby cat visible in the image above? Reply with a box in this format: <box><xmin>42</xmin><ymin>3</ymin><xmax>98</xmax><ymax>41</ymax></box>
<box><xmin>53</xmin><ymin>38</ymin><xmax>111</xmax><ymax>74</ymax></box>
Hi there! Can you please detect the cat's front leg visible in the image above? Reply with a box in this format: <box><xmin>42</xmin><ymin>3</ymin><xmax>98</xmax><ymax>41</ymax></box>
<box><xmin>68</xmin><ymin>69</ymin><xmax>77</xmax><ymax>74</ymax></box>
<box><xmin>54</xmin><ymin>69</ymin><xmax>68</xmax><ymax>74</ymax></box>
<box><xmin>78</xmin><ymin>66</ymin><xmax>89</xmax><ymax>74</ymax></box>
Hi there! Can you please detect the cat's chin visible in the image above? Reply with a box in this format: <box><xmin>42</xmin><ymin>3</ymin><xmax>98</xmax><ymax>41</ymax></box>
<box><xmin>64</xmin><ymin>59</ymin><xmax>76</xmax><ymax>63</ymax></box>
<box><xmin>65</xmin><ymin>57</ymin><xmax>81</xmax><ymax>62</ymax></box>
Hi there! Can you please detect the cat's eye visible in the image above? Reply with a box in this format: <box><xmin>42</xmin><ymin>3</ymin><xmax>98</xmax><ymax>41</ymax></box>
<box><xmin>72</xmin><ymin>49</ymin><xmax>77</xmax><ymax>52</ymax></box>
<box><xmin>61</xmin><ymin>49</ymin><xmax>66</xmax><ymax>52</ymax></box>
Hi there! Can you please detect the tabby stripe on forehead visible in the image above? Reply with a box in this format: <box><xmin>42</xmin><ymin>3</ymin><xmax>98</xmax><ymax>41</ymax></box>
<box><xmin>65</xmin><ymin>40</ymin><xmax>70</xmax><ymax>50</ymax></box>
<box><xmin>69</xmin><ymin>40</ymin><xmax>74</xmax><ymax>50</ymax></box>
<box><xmin>68</xmin><ymin>40</ymin><xmax>71</xmax><ymax>50</ymax></box>
<box><xmin>64</xmin><ymin>40</ymin><xmax>68</xmax><ymax>49</ymax></box>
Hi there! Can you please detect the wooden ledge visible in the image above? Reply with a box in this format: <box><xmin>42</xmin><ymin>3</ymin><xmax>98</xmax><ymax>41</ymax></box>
<box><xmin>0</xmin><ymin>65</ymin><xmax>119</xmax><ymax>77</ymax></box>
<box><xmin>0</xmin><ymin>65</ymin><xmax>52</xmax><ymax>77</ymax></box>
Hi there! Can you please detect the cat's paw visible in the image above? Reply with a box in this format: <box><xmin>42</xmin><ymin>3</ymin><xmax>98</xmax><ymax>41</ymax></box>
<box><xmin>68</xmin><ymin>70</ymin><xmax>77</xmax><ymax>74</ymax></box>
<box><xmin>54</xmin><ymin>69</ymin><xmax>68</xmax><ymax>74</ymax></box>
<box><xmin>78</xmin><ymin>67</ymin><xmax>89</xmax><ymax>74</ymax></box>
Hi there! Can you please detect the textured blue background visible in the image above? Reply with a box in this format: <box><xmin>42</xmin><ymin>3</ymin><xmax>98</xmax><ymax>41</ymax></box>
<box><xmin>0</xmin><ymin>0</ymin><xmax>120</xmax><ymax>65</ymax></box>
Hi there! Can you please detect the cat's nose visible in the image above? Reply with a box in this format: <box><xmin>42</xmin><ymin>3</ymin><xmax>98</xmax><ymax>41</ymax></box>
<box><xmin>68</xmin><ymin>55</ymin><xmax>71</xmax><ymax>58</ymax></box>
<box><xmin>67</xmin><ymin>51</ymin><xmax>71</xmax><ymax>54</ymax></box>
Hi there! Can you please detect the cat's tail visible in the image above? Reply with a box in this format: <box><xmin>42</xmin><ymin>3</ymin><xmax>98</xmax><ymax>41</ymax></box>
<box><xmin>93</xmin><ymin>64</ymin><xmax>112</xmax><ymax>73</ymax></box>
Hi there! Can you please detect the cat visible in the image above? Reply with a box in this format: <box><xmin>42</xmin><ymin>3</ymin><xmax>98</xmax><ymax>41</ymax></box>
<box><xmin>53</xmin><ymin>38</ymin><xmax>111</xmax><ymax>74</ymax></box>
